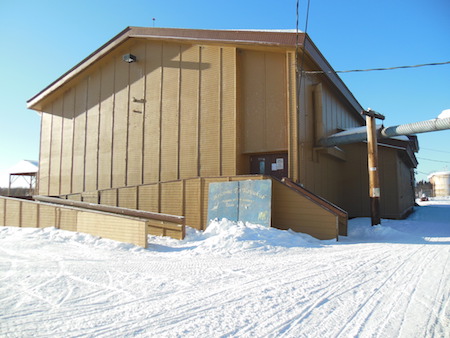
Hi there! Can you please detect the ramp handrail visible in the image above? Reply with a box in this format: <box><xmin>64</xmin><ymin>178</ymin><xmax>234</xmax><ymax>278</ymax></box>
<box><xmin>33</xmin><ymin>195</ymin><xmax>185</xmax><ymax>225</ymax></box>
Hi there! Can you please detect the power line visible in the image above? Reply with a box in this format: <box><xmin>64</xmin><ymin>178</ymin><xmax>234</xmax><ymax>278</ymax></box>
<box><xmin>420</xmin><ymin>147</ymin><xmax>450</xmax><ymax>154</ymax></box>
<box><xmin>417</xmin><ymin>157</ymin><xmax>450</xmax><ymax>164</ymax></box>
<box><xmin>304</xmin><ymin>60</ymin><xmax>450</xmax><ymax>74</ymax></box>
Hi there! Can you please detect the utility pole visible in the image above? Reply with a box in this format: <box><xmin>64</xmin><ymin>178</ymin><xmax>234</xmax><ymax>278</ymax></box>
<box><xmin>362</xmin><ymin>109</ymin><xmax>385</xmax><ymax>226</ymax></box>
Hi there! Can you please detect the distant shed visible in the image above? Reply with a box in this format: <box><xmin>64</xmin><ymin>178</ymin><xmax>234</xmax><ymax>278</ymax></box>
<box><xmin>8</xmin><ymin>160</ymin><xmax>39</xmax><ymax>196</ymax></box>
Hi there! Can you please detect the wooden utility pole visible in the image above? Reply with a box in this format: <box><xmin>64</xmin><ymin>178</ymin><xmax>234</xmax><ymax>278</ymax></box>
<box><xmin>362</xmin><ymin>109</ymin><xmax>385</xmax><ymax>226</ymax></box>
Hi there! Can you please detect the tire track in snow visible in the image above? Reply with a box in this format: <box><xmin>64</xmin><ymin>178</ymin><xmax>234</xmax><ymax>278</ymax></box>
<box><xmin>142</xmin><ymin>246</ymin><xmax>400</xmax><ymax>336</ymax></box>
<box><xmin>329</xmin><ymin>244</ymin><xmax>443</xmax><ymax>338</ymax></box>
<box><xmin>421</xmin><ymin>245</ymin><xmax>450</xmax><ymax>337</ymax></box>
<box><xmin>263</xmin><ymin>244</ymin><xmax>425</xmax><ymax>337</ymax></box>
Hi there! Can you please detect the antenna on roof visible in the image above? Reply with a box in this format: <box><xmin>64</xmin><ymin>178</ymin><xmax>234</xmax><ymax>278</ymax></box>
<box><xmin>152</xmin><ymin>18</ymin><xmax>156</xmax><ymax>27</ymax></box>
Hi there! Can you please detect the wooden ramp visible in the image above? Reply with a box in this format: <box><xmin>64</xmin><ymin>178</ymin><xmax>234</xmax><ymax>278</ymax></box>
<box><xmin>58</xmin><ymin>175</ymin><xmax>347</xmax><ymax>240</ymax></box>
<box><xmin>0</xmin><ymin>196</ymin><xmax>185</xmax><ymax>248</ymax></box>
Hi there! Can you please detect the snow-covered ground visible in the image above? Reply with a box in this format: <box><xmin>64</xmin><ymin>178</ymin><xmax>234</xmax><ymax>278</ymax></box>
<box><xmin>1</xmin><ymin>199</ymin><xmax>449</xmax><ymax>337</ymax></box>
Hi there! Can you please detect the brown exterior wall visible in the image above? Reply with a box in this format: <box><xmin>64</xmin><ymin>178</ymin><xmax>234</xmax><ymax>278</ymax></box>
<box><xmin>38</xmin><ymin>39</ymin><xmax>237</xmax><ymax>196</ymax></box>
<box><xmin>239</xmin><ymin>49</ymin><xmax>288</xmax><ymax>154</ymax></box>
<box><xmin>295</xmin><ymin>74</ymin><xmax>363</xmax><ymax>208</ymax></box>
<box><xmin>33</xmin><ymin>31</ymin><xmax>415</xmax><ymax>226</ymax></box>
<box><xmin>341</xmin><ymin>143</ymin><xmax>414</xmax><ymax>219</ymax></box>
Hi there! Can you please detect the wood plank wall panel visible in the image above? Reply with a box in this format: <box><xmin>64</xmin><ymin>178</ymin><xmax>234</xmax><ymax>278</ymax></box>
<box><xmin>60</xmin><ymin>89</ymin><xmax>75</xmax><ymax>195</ymax></box>
<box><xmin>138</xmin><ymin>184</ymin><xmax>160</xmax><ymax>213</ymax></box>
<box><xmin>184</xmin><ymin>178</ymin><xmax>201</xmax><ymax>228</ymax></box>
<box><xmin>72</xmin><ymin>79</ymin><xmax>88</xmax><ymax>193</ymax></box>
<box><xmin>99</xmin><ymin>189</ymin><xmax>118</xmax><ymax>207</ymax></box>
<box><xmin>21</xmin><ymin>202</ymin><xmax>38</xmax><ymax>228</ymax></box>
<box><xmin>221</xmin><ymin>47</ymin><xmax>237</xmax><ymax>176</ymax></box>
<box><xmin>265</xmin><ymin>52</ymin><xmax>287</xmax><ymax>151</ymax></box>
<box><xmin>240</xmin><ymin>50</ymin><xmax>289</xmax><ymax>154</ymax></box>
<box><xmin>77</xmin><ymin>211</ymin><xmax>147</xmax><ymax>247</ymax></box>
<box><xmin>160</xmin><ymin>181</ymin><xmax>183</xmax><ymax>216</ymax></box>
<box><xmin>200</xmin><ymin>46</ymin><xmax>221</xmax><ymax>177</ymax></box>
<box><xmin>143</xmin><ymin>42</ymin><xmax>163</xmax><ymax>184</ymax></box>
<box><xmin>49</xmin><ymin>98</ymin><xmax>63</xmax><ymax>195</ymax></box>
<box><xmin>98</xmin><ymin>61</ymin><xmax>115</xmax><ymax>190</ymax></box>
<box><xmin>85</xmin><ymin>72</ymin><xmax>101</xmax><ymax>192</ymax></box>
<box><xmin>39</xmin><ymin>113</ymin><xmax>52</xmax><ymax>195</ymax></box>
<box><xmin>241</xmin><ymin>50</ymin><xmax>265</xmax><ymax>153</ymax></box>
<box><xmin>0</xmin><ymin>197</ymin><xmax>154</xmax><ymax>245</ymax></box>
<box><xmin>147</xmin><ymin>219</ymin><xmax>183</xmax><ymax>240</ymax></box>
<box><xmin>38</xmin><ymin>204</ymin><xmax>57</xmax><ymax>228</ymax></box>
<box><xmin>59</xmin><ymin>208</ymin><xmax>77</xmax><ymax>232</ymax></box>
<box><xmin>118</xmin><ymin>186</ymin><xmax>138</xmax><ymax>209</ymax></box>
<box><xmin>40</xmin><ymin>40</ymin><xmax>240</xmax><ymax>196</ymax></box>
<box><xmin>112</xmin><ymin>54</ymin><xmax>129</xmax><ymax>188</ymax></box>
<box><xmin>66</xmin><ymin>194</ymin><xmax>82</xmax><ymax>202</ymax></box>
<box><xmin>160</xmin><ymin>43</ymin><xmax>180</xmax><ymax>182</ymax></box>
<box><xmin>82</xmin><ymin>191</ymin><xmax>99</xmax><ymax>204</ymax></box>
<box><xmin>179</xmin><ymin>45</ymin><xmax>200</xmax><ymax>179</ymax></box>
<box><xmin>127</xmin><ymin>44</ymin><xmax>146</xmax><ymax>186</ymax></box>
<box><xmin>5</xmin><ymin>199</ymin><xmax>20</xmax><ymax>227</ymax></box>
<box><xmin>271</xmin><ymin>180</ymin><xmax>337</xmax><ymax>240</ymax></box>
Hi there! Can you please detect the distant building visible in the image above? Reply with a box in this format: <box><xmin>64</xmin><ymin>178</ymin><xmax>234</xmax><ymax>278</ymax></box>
<box><xmin>428</xmin><ymin>172</ymin><xmax>450</xmax><ymax>197</ymax></box>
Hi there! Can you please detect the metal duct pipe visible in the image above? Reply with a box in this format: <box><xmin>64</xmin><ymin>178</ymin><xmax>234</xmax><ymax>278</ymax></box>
<box><xmin>318</xmin><ymin>116</ymin><xmax>450</xmax><ymax>147</ymax></box>
<box><xmin>380</xmin><ymin>117</ymin><xmax>450</xmax><ymax>138</ymax></box>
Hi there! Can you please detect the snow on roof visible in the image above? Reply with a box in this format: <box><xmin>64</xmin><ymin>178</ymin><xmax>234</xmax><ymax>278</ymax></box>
<box><xmin>8</xmin><ymin>160</ymin><xmax>39</xmax><ymax>175</ymax></box>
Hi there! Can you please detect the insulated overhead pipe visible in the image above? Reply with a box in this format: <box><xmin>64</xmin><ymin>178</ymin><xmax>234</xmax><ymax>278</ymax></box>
<box><xmin>318</xmin><ymin>116</ymin><xmax>450</xmax><ymax>148</ymax></box>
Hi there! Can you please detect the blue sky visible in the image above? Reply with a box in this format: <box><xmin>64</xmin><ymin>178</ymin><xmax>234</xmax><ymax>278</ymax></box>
<box><xmin>0</xmin><ymin>0</ymin><xmax>449</xmax><ymax>186</ymax></box>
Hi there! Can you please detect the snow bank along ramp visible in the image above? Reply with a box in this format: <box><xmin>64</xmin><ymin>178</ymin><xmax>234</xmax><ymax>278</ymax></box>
<box><xmin>0</xmin><ymin>196</ymin><xmax>185</xmax><ymax>247</ymax></box>
<box><xmin>57</xmin><ymin>175</ymin><xmax>347</xmax><ymax>240</ymax></box>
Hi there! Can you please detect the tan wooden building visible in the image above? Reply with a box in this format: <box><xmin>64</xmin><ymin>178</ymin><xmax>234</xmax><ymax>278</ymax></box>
<box><xmin>27</xmin><ymin>27</ymin><xmax>418</xmax><ymax>239</ymax></box>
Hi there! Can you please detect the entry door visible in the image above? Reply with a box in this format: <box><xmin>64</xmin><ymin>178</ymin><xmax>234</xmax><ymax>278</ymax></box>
<box><xmin>250</xmin><ymin>153</ymin><xmax>288</xmax><ymax>180</ymax></box>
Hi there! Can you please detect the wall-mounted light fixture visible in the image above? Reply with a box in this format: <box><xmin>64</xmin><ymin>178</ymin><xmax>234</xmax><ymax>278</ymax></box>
<box><xmin>122</xmin><ymin>53</ymin><xmax>137</xmax><ymax>63</ymax></box>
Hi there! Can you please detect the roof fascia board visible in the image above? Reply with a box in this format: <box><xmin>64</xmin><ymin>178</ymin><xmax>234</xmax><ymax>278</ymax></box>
<box><xmin>129</xmin><ymin>33</ymin><xmax>295</xmax><ymax>48</ymax></box>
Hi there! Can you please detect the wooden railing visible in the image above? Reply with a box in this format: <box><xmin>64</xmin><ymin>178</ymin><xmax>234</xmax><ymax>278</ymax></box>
<box><xmin>0</xmin><ymin>195</ymin><xmax>186</xmax><ymax>247</ymax></box>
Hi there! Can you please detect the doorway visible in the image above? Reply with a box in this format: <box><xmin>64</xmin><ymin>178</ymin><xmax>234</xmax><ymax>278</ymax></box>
<box><xmin>249</xmin><ymin>153</ymin><xmax>288</xmax><ymax>180</ymax></box>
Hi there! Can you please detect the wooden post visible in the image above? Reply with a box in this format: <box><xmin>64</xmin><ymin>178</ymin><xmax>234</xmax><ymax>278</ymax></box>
<box><xmin>362</xmin><ymin>109</ymin><xmax>385</xmax><ymax>226</ymax></box>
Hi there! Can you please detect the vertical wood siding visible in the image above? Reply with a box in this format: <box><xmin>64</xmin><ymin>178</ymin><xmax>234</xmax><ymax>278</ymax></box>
<box><xmin>38</xmin><ymin>112</ymin><xmax>52</xmax><ymax>195</ymax></box>
<box><xmin>72</xmin><ymin>79</ymin><xmax>88</xmax><ymax>193</ymax></box>
<box><xmin>60</xmin><ymin>88</ymin><xmax>74</xmax><ymax>195</ymax></box>
<box><xmin>98</xmin><ymin>60</ymin><xmax>115</xmax><ymax>190</ymax></box>
<box><xmin>127</xmin><ymin>44</ymin><xmax>146</xmax><ymax>186</ymax></box>
<box><xmin>85</xmin><ymin>72</ymin><xmax>101</xmax><ymax>192</ymax></box>
<box><xmin>143</xmin><ymin>42</ymin><xmax>163</xmax><ymax>184</ymax></box>
<box><xmin>49</xmin><ymin>98</ymin><xmax>63</xmax><ymax>196</ymax></box>
<box><xmin>39</xmin><ymin>40</ymin><xmax>237</xmax><ymax>196</ymax></box>
<box><xmin>112</xmin><ymin>53</ymin><xmax>129</xmax><ymax>188</ymax></box>
<box><xmin>239</xmin><ymin>50</ymin><xmax>288</xmax><ymax>154</ymax></box>
<box><xmin>296</xmin><ymin>71</ymin><xmax>364</xmax><ymax>208</ymax></box>
<box><xmin>0</xmin><ymin>197</ymin><xmax>153</xmax><ymax>247</ymax></box>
